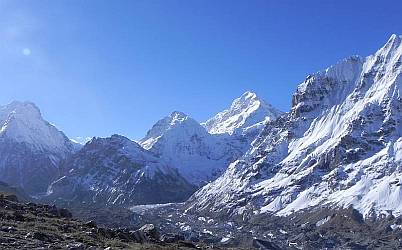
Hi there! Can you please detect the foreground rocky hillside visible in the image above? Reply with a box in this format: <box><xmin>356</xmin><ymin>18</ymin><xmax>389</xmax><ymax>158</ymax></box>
<box><xmin>4</xmin><ymin>184</ymin><xmax>399</xmax><ymax>250</ymax></box>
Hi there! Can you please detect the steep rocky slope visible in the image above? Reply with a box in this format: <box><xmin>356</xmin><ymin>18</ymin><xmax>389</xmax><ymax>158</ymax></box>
<box><xmin>188</xmin><ymin>34</ymin><xmax>402</xmax><ymax>219</ymax></box>
<box><xmin>46</xmin><ymin>135</ymin><xmax>196</xmax><ymax>207</ymax></box>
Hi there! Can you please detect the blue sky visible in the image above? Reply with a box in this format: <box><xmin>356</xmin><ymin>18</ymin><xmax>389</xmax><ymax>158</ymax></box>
<box><xmin>0</xmin><ymin>0</ymin><xmax>401</xmax><ymax>142</ymax></box>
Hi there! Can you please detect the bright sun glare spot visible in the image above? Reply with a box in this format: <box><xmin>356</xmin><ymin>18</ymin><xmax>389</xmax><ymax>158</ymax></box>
<box><xmin>22</xmin><ymin>48</ymin><xmax>31</xmax><ymax>56</ymax></box>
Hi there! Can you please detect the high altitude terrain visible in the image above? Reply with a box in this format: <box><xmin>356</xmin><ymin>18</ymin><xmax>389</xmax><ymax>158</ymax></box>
<box><xmin>1</xmin><ymin>34</ymin><xmax>402</xmax><ymax>249</ymax></box>
<box><xmin>0</xmin><ymin>91</ymin><xmax>278</xmax><ymax>208</ymax></box>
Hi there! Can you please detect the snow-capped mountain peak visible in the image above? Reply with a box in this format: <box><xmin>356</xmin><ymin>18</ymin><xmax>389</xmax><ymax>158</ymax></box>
<box><xmin>203</xmin><ymin>91</ymin><xmax>282</xmax><ymax>135</ymax></box>
<box><xmin>139</xmin><ymin>109</ymin><xmax>249</xmax><ymax>185</ymax></box>
<box><xmin>0</xmin><ymin>101</ymin><xmax>79</xmax><ymax>194</ymax></box>
<box><xmin>0</xmin><ymin>101</ymin><xmax>76</xmax><ymax>154</ymax></box>
<box><xmin>139</xmin><ymin>111</ymin><xmax>204</xmax><ymax>150</ymax></box>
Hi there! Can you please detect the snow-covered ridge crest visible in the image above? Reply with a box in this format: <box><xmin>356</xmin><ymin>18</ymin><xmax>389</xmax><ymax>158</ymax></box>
<box><xmin>188</xmin><ymin>34</ymin><xmax>402</xmax><ymax>219</ymax></box>
<box><xmin>203</xmin><ymin>91</ymin><xmax>283</xmax><ymax>135</ymax></box>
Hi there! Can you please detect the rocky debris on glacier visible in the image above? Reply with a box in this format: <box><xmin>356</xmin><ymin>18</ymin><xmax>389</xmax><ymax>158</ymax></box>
<box><xmin>131</xmin><ymin>202</ymin><xmax>402</xmax><ymax>249</ymax></box>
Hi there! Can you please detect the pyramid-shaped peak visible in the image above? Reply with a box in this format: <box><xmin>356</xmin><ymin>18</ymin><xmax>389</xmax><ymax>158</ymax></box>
<box><xmin>204</xmin><ymin>91</ymin><xmax>282</xmax><ymax>135</ymax></box>
<box><xmin>232</xmin><ymin>91</ymin><xmax>267</xmax><ymax>108</ymax></box>
<box><xmin>235</xmin><ymin>91</ymin><xmax>262</xmax><ymax>104</ymax></box>
<box><xmin>139</xmin><ymin>110</ymin><xmax>203</xmax><ymax>150</ymax></box>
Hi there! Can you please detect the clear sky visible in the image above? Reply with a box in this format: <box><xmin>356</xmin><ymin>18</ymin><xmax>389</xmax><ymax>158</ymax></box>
<box><xmin>0</xmin><ymin>0</ymin><xmax>401</xmax><ymax>142</ymax></box>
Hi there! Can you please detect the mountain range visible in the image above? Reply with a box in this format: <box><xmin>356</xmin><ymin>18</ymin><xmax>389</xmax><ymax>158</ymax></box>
<box><xmin>1</xmin><ymin>34</ymin><xmax>401</xmax><ymax>224</ymax></box>
<box><xmin>0</xmin><ymin>90</ymin><xmax>278</xmax><ymax>208</ymax></box>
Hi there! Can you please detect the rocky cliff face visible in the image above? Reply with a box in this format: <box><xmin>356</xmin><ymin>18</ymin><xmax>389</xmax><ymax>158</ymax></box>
<box><xmin>188</xmin><ymin>34</ymin><xmax>402</xmax><ymax>219</ymax></box>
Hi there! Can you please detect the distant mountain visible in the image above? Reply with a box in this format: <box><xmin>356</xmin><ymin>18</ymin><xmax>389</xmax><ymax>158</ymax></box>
<box><xmin>139</xmin><ymin>111</ymin><xmax>246</xmax><ymax>185</ymax></box>
<box><xmin>188</xmin><ymin>34</ymin><xmax>402</xmax><ymax>219</ymax></box>
<box><xmin>139</xmin><ymin>111</ymin><xmax>206</xmax><ymax>151</ymax></box>
<box><xmin>0</xmin><ymin>101</ymin><xmax>79</xmax><ymax>195</ymax></box>
<box><xmin>203</xmin><ymin>91</ymin><xmax>282</xmax><ymax>136</ymax></box>
<box><xmin>46</xmin><ymin>134</ymin><xmax>196</xmax><ymax>207</ymax></box>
